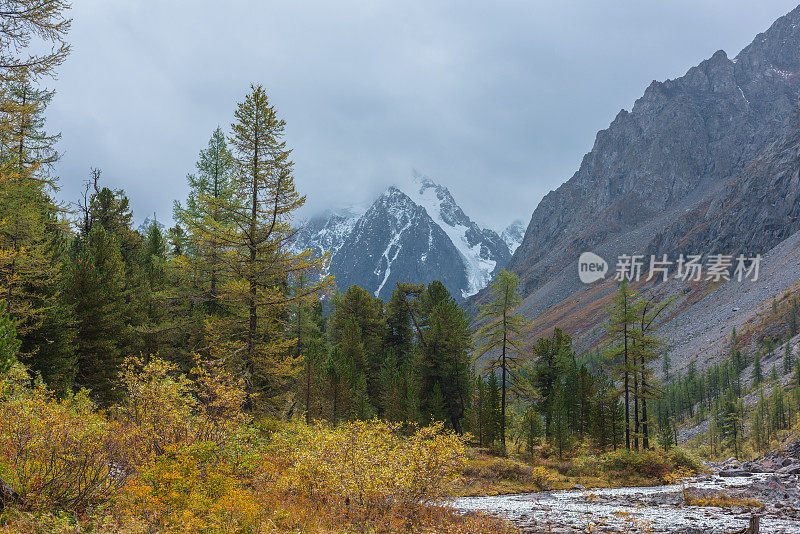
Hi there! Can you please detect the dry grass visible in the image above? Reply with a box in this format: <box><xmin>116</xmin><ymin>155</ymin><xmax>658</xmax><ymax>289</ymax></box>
<box><xmin>0</xmin><ymin>505</ymin><xmax>517</xmax><ymax>534</ymax></box>
<box><xmin>459</xmin><ymin>451</ymin><xmax>556</xmax><ymax>496</ymax></box>
<box><xmin>683</xmin><ymin>491</ymin><xmax>763</xmax><ymax>509</ymax></box>
<box><xmin>458</xmin><ymin>446</ymin><xmax>703</xmax><ymax>498</ymax></box>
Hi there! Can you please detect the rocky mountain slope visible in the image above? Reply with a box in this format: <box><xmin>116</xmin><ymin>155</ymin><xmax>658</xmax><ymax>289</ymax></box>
<box><xmin>468</xmin><ymin>4</ymin><xmax>800</xmax><ymax>372</ymax></box>
<box><xmin>136</xmin><ymin>215</ymin><xmax>166</xmax><ymax>235</ymax></box>
<box><xmin>293</xmin><ymin>174</ymin><xmax>514</xmax><ymax>300</ymax></box>
<box><xmin>500</xmin><ymin>220</ymin><xmax>525</xmax><ymax>254</ymax></box>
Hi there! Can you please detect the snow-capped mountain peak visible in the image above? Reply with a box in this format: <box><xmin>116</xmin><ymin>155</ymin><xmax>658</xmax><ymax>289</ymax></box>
<box><xmin>137</xmin><ymin>215</ymin><xmax>166</xmax><ymax>235</ymax></box>
<box><xmin>292</xmin><ymin>173</ymin><xmax>518</xmax><ymax>301</ymax></box>
<box><xmin>403</xmin><ymin>172</ymin><xmax>510</xmax><ymax>298</ymax></box>
<box><xmin>501</xmin><ymin>220</ymin><xmax>525</xmax><ymax>255</ymax></box>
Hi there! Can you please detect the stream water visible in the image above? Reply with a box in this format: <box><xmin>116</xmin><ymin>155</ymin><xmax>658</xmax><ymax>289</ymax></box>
<box><xmin>454</xmin><ymin>474</ymin><xmax>800</xmax><ymax>533</ymax></box>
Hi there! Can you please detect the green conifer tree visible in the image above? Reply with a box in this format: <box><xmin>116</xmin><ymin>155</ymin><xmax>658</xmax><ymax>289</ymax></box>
<box><xmin>753</xmin><ymin>352</ymin><xmax>763</xmax><ymax>387</ymax></box>
<box><xmin>0</xmin><ymin>301</ymin><xmax>20</xmax><ymax>374</ymax></box>
<box><xmin>65</xmin><ymin>226</ymin><xmax>126</xmax><ymax>404</ymax></box>
<box><xmin>607</xmin><ymin>278</ymin><xmax>637</xmax><ymax>449</ymax></box>
<box><xmin>473</xmin><ymin>269</ymin><xmax>529</xmax><ymax>453</ymax></box>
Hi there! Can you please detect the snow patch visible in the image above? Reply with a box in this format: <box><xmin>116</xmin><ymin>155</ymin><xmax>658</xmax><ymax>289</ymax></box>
<box><xmin>405</xmin><ymin>175</ymin><xmax>496</xmax><ymax>298</ymax></box>
<box><xmin>373</xmin><ymin>218</ymin><xmax>412</xmax><ymax>297</ymax></box>
<box><xmin>737</xmin><ymin>84</ymin><xmax>750</xmax><ymax>107</ymax></box>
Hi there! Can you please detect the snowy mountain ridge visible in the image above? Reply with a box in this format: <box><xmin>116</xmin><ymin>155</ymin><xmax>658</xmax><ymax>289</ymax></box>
<box><xmin>136</xmin><ymin>215</ymin><xmax>166</xmax><ymax>235</ymax></box>
<box><xmin>400</xmin><ymin>173</ymin><xmax>509</xmax><ymax>298</ymax></box>
<box><xmin>292</xmin><ymin>174</ymin><xmax>518</xmax><ymax>300</ymax></box>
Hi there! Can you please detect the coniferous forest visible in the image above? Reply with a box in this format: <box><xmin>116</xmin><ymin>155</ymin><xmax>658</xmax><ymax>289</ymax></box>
<box><xmin>3</xmin><ymin>2</ymin><xmax>800</xmax><ymax>533</ymax></box>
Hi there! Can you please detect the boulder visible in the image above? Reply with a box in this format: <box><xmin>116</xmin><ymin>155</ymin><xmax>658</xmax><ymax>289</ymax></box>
<box><xmin>777</xmin><ymin>464</ymin><xmax>800</xmax><ymax>475</ymax></box>
<box><xmin>719</xmin><ymin>469</ymin><xmax>753</xmax><ymax>477</ymax></box>
<box><xmin>0</xmin><ymin>479</ymin><xmax>21</xmax><ymax>510</ymax></box>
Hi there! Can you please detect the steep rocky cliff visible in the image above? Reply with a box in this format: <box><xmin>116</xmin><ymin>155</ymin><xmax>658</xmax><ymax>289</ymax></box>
<box><xmin>491</xmin><ymin>5</ymin><xmax>800</xmax><ymax>318</ymax></box>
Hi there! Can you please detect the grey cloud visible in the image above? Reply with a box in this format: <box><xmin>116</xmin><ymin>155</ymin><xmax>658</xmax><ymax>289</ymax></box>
<box><xmin>48</xmin><ymin>0</ymin><xmax>800</xmax><ymax>230</ymax></box>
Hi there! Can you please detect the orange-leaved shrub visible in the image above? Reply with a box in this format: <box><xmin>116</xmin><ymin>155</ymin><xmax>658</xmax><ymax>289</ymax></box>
<box><xmin>0</xmin><ymin>359</ymin><xmax>513</xmax><ymax>534</ymax></box>
<box><xmin>269</xmin><ymin>420</ymin><xmax>466</xmax><ymax>510</ymax></box>
<box><xmin>114</xmin><ymin>357</ymin><xmax>266</xmax><ymax>531</ymax></box>
<box><xmin>119</xmin><ymin>441</ymin><xmax>262</xmax><ymax>533</ymax></box>
<box><xmin>114</xmin><ymin>356</ymin><xmax>250</xmax><ymax>466</ymax></box>
<box><xmin>0</xmin><ymin>367</ymin><xmax>122</xmax><ymax>511</ymax></box>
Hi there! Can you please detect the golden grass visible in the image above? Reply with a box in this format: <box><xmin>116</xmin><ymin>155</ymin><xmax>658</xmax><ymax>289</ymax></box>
<box><xmin>684</xmin><ymin>491</ymin><xmax>763</xmax><ymax>509</ymax></box>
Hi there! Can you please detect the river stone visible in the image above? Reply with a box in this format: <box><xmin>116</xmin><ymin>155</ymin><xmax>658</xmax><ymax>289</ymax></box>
<box><xmin>719</xmin><ymin>469</ymin><xmax>753</xmax><ymax>477</ymax></box>
<box><xmin>777</xmin><ymin>464</ymin><xmax>800</xmax><ymax>475</ymax></box>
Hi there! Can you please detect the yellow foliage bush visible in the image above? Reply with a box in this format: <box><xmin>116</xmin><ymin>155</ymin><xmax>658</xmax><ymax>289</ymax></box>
<box><xmin>529</xmin><ymin>466</ymin><xmax>555</xmax><ymax>490</ymax></box>
<box><xmin>0</xmin><ymin>382</ymin><xmax>121</xmax><ymax>511</ymax></box>
<box><xmin>271</xmin><ymin>419</ymin><xmax>467</xmax><ymax>508</ymax></box>
<box><xmin>120</xmin><ymin>441</ymin><xmax>261</xmax><ymax>533</ymax></box>
<box><xmin>115</xmin><ymin>357</ymin><xmax>250</xmax><ymax>467</ymax></box>
<box><xmin>572</xmin><ymin>447</ymin><xmax>703</xmax><ymax>482</ymax></box>
<box><xmin>0</xmin><ymin>359</ymin><xmax>513</xmax><ymax>534</ymax></box>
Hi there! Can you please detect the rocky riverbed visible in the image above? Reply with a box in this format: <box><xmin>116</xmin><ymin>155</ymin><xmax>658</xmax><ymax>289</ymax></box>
<box><xmin>454</xmin><ymin>465</ymin><xmax>800</xmax><ymax>533</ymax></box>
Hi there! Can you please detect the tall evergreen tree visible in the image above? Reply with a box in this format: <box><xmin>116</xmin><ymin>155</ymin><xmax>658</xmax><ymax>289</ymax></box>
<box><xmin>529</xmin><ymin>328</ymin><xmax>572</xmax><ymax>436</ymax></box>
<box><xmin>784</xmin><ymin>342</ymin><xmax>794</xmax><ymax>375</ymax></box>
<box><xmin>473</xmin><ymin>269</ymin><xmax>529</xmax><ymax>453</ymax></box>
<box><xmin>415</xmin><ymin>281</ymin><xmax>472</xmax><ymax>433</ymax></box>
<box><xmin>329</xmin><ymin>285</ymin><xmax>385</xmax><ymax>406</ymax></box>
<box><xmin>194</xmin><ymin>85</ymin><xmax>330</xmax><ymax>412</ymax></box>
<box><xmin>753</xmin><ymin>352</ymin><xmax>763</xmax><ymax>387</ymax></box>
<box><xmin>65</xmin><ymin>225</ymin><xmax>126</xmax><ymax>404</ymax></box>
<box><xmin>607</xmin><ymin>278</ymin><xmax>637</xmax><ymax>450</ymax></box>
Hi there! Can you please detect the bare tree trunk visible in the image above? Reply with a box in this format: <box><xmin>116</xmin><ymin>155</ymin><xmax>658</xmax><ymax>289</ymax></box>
<box><xmin>642</xmin><ymin>354</ymin><xmax>650</xmax><ymax>449</ymax></box>
<box><xmin>624</xmin><ymin>316</ymin><xmax>630</xmax><ymax>450</ymax></box>
<box><xmin>634</xmin><ymin>372</ymin><xmax>639</xmax><ymax>450</ymax></box>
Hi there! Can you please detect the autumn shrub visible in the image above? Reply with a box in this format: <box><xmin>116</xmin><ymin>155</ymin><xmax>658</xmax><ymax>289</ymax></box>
<box><xmin>269</xmin><ymin>420</ymin><xmax>467</xmax><ymax>520</ymax></box>
<box><xmin>113</xmin><ymin>357</ymin><xmax>265</xmax><ymax>532</ymax></box>
<box><xmin>683</xmin><ymin>490</ymin><xmax>762</xmax><ymax>508</ymax></box>
<box><xmin>0</xmin><ymin>360</ymin><xmax>516</xmax><ymax>534</ymax></box>
<box><xmin>120</xmin><ymin>441</ymin><xmax>262</xmax><ymax>533</ymax></box>
<box><xmin>573</xmin><ymin>447</ymin><xmax>703</xmax><ymax>482</ymax></box>
<box><xmin>529</xmin><ymin>466</ymin><xmax>555</xmax><ymax>489</ymax></box>
<box><xmin>0</xmin><ymin>382</ymin><xmax>121</xmax><ymax>511</ymax></box>
<box><xmin>115</xmin><ymin>357</ymin><xmax>249</xmax><ymax>468</ymax></box>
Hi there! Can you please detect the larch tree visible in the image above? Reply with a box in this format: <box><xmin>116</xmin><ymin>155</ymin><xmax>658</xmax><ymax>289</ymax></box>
<box><xmin>473</xmin><ymin>269</ymin><xmax>529</xmax><ymax>453</ymax></box>
<box><xmin>174</xmin><ymin>127</ymin><xmax>236</xmax><ymax>315</ymax></box>
<box><xmin>199</xmin><ymin>84</ymin><xmax>330</xmax><ymax>412</ymax></box>
<box><xmin>630</xmin><ymin>294</ymin><xmax>669</xmax><ymax>449</ymax></box>
<box><xmin>0</xmin><ymin>0</ymin><xmax>73</xmax><ymax>381</ymax></box>
<box><xmin>607</xmin><ymin>278</ymin><xmax>637</xmax><ymax>450</ymax></box>
<box><xmin>0</xmin><ymin>0</ymin><xmax>71</xmax><ymax>82</ymax></box>
<box><xmin>0</xmin><ymin>67</ymin><xmax>72</xmax><ymax>391</ymax></box>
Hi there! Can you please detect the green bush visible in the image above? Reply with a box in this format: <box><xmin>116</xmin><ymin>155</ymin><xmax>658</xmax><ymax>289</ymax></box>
<box><xmin>571</xmin><ymin>448</ymin><xmax>702</xmax><ymax>482</ymax></box>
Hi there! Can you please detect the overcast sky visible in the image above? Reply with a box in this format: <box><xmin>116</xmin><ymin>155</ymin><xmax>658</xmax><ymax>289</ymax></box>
<box><xmin>48</xmin><ymin>0</ymin><xmax>800</xmax><ymax>231</ymax></box>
